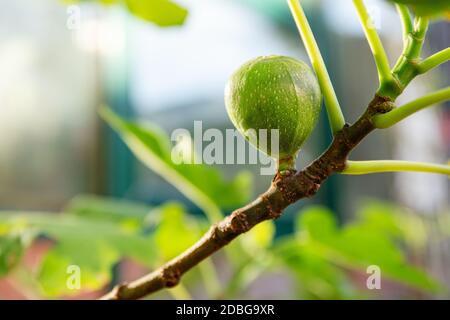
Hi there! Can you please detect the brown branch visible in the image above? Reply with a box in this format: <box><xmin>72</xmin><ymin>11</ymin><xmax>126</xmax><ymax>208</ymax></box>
<box><xmin>101</xmin><ymin>94</ymin><xmax>393</xmax><ymax>300</ymax></box>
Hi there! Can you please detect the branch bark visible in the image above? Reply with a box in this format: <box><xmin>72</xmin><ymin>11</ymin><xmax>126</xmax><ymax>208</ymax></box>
<box><xmin>101</xmin><ymin>94</ymin><xmax>393</xmax><ymax>300</ymax></box>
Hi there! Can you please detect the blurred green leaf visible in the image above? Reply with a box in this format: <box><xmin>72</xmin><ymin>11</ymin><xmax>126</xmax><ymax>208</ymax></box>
<box><xmin>65</xmin><ymin>0</ymin><xmax>188</xmax><ymax>26</ymax></box>
<box><xmin>0</xmin><ymin>213</ymin><xmax>155</xmax><ymax>296</ymax></box>
<box><xmin>333</xmin><ymin>225</ymin><xmax>437</xmax><ymax>292</ymax></box>
<box><xmin>241</xmin><ymin>220</ymin><xmax>275</xmax><ymax>252</ymax></box>
<box><xmin>38</xmin><ymin>241</ymin><xmax>118</xmax><ymax>296</ymax></box>
<box><xmin>154</xmin><ymin>203</ymin><xmax>200</xmax><ymax>261</ymax></box>
<box><xmin>357</xmin><ymin>199</ymin><xmax>428</xmax><ymax>250</ymax></box>
<box><xmin>355</xmin><ymin>200</ymin><xmax>403</xmax><ymax>237</ymax></box>
<box><xmin>388</xmin><ymin>0</ymin><xmax>450</xmax><ymax>18</ymax></box>
<box><xmin>296</xmin><ymin>205</ymin><xmax>337</xmax><ymax>241</ymax></box>
<box><xmin>275</xmin><ymin>239</ymin><xmax>358</xmax><ymax>299</ymax></box>
<box><xmin>286</xmin><ymin>204</ymin><xmax>440</xmax><ymax>294</ymax></box>
<box><xmin>100</xmin><ymin>107</ymin><xmax>253</xmax><ymax>221</ymax></box>
<box><xmin>125</xmin><ymin>0</ymin><xmax>188</xmax><ymax>26</ymax></box>
<box><xmin>0</xmin><ymin>232</ymin><xmax>31</xmax><ymax>277</ymax></box>
<box><xmin>65</xmin><ymin>194</ymin><xmax>153</xmax><ymax>230</ymax></box>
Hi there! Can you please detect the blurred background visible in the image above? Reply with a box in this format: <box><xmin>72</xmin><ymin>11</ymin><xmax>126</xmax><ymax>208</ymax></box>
<box><xmin>0</xmin><ymin>0</ymin><xmax>449</xmax><ymax>300</ymax></box>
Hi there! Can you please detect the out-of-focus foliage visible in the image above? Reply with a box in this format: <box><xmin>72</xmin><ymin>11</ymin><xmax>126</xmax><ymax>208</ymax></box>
<box><xmin>100</xmin><ymin>108</ymin><xmax>253</xmax><ymax>215</ymax></box>
<box><xmin>0</xmin><ymin>197</ymin><xmax>208</xmax><ymax>297</ymax></box>
<box><xmin>0</xmin><ymin>198</ymin><xmax>443</xmax><ymax>298</ymax></box>
<box><xmin>0</xmin><ymin>211</ymin><xmax>155</xmax><ymax>296</ymax></box>
<box><xmin>65</xmin><ymin>195</ymin><xmax>153</xmax><ymax>227</ymax></box>
<box><xmin>0</xmin><ymin>232</ymin><xmax>32</xmax><ymax>277</ymax></box>
<box><xmin>154</xmin><ymin>203</ymin><xmax>202</xmax><ymax>261</ymax></box>
<box><xmin>0</xmin><ymin>109</ymin><xmax>444</xmax><ymax>299</ymax></box>
<box><xmin>241</xmin><ymin>221</ymin><xmax>276</xmax><ymax>253</ymax></box>
<box><xmin>274</xmin><ymin>203</ymin><xmax>439</xmax><ymax>299</ymax></box>
<box><xmin>388</xmin><ymin>0</ymin><xmax>450</xmax><ymax>18</ymax></box>
<box><xmin>64</xmin><ymin>0</ymin><xmax>188</xmax><ymax>26</ymax></box>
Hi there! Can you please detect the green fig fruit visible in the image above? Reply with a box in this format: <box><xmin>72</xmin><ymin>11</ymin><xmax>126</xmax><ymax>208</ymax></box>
<box><xmin>225</xmin><ymin>55</ymin><xmax>322</xmax><ymax>167</ymax></box>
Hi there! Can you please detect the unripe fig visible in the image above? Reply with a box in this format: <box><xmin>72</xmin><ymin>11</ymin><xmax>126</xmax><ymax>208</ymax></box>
<box><xmin>224</xmin><ymin>55</ymin><xmax>322</xmax><ymax>168</ymax></box>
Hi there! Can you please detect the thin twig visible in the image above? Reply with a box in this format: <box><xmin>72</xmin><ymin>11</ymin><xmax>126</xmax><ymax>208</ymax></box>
<box><xmin>395</xmin><ymin>4</ymin><xmax>412</xmax><ymax>46</ymax></box>
<box><xmin>343</xmin><ymin>160</ymin><xmax>450</xmax><ymax>175</ymax></box>
<box><xmin>288</xmin><ymin>0</ymin><xmax>345</xmax><ymax>134</ymax></box>
<box><xmin>373</xmin><ymin>86</ymin><xmax>450</xmax><ymax>128</ymax></box>
<box><xmin>418</xmin><ymin>48</ymin><xmax>450</xmax><ymax>74</ymax></box>
<box><xmin>353</xmin><ymin>0</ymin><xmax>393</xmax><ymax>87</ymax></box>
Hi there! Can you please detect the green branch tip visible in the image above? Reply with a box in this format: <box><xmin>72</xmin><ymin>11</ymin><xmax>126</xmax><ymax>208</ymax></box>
<box><xmin>390</xmin><ymin>16</ymin><xmax>429</xmax><ymax>97</ymax></box>
<box><xmin>413</xmin><ymin>16</ymin><xmax>428</xmax><ymax>40</ymax></box>
<box><xmin>352</xmin><ymin>0</ymin><xmax>393</xmax><ymax>88</ymax></box>
<box><xmin>395</xmin><ymin>4</ymin><xmax>412</xmax><ymax>46</ymax></box>
<box><xmin>402</xmin><ymin>16</ymin><xmax>428</xmax><ymax>60</ymax></box>
<box><xmin>373</xmin><ymin>87</ymin><xmax>450</xmax><ymax>129</ymax></box>
<box><xmin>287</xmin><ymin>0</ymin><xmax>345</xmax><ymax>134</ymax></box>
<box><xmin>418</xmin><ymin>48</ymin><xmax>450</xmax><ymax>74</ymax></box>
<box><xmin>342</xmin><ymin>160</ymin><xmax>450</xmax><ymax>176</ymax></box>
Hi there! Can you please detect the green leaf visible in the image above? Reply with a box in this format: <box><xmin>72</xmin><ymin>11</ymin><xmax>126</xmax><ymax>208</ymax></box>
<box><xmin>389</xmin><ymin>0</ymin><xmax>450</xmax><ymax>18</ymax></box>
<box><xmin>125</xmin><ymin>0</ymin><xmax>188</xmax><ymax>26</ymax></box>
<box><xmin>64</xmin><ymin>0</ymin><xmax>188</xmax><ymax>26</ymax></box>
<box><xmin>154</xmin><ymin>203</ymin><xmax>200</xmax><ymax>261</ymax></box>
<box><xmin>295</xmin><ymin>205</ymin><xmax>337</xmax><ymax>240</ymax></box>
<box><xmin>355</xmin><ymin>200</ymin><xmax>403</xmax><ymax>236</ymax></box>
<box><xmin>100</xmin><ymin>107</ymin><xmax>253</xmax><ymax>221</ymax></box>
<box><xmin>274</xmin><ymin>239</ymin><xmax>358</xmax><ymax>299</ymax></box>
<box><xmin>334</xmin><ymin>225</ymin><xmax>437</xmax><ymax>291</ymax></box>
<box><xmin>357</xmin><ymin>200</ymin><xmax>428</xmax><ymax>250</ymax></box>
<box><xmin>65</xmin><ymin>194</ymin><xmax>153</xmax><ymax>230</ymax></box>
<box><xmin>241</xmin><ymin>220</ymin><xmax>275</xmax><ymax>252</ymax></box>
<box><xmin>0</xmin><ymin>232</ymin><xmax>31</xmax><ymax>277</ymax></box>
<box><xmin>291</xmin><ymin>205</ymin><xmax>440</xmax><ymax>293</ymax></box>
<box><xmin>0</xmin><ymin>212</ymin><xmax>155</xmax><ymax>296</ymax></box>
<box><xmin>38</xmin><ymin>242</ymin><xmax>118</xmax><ymax>297</ymax></box>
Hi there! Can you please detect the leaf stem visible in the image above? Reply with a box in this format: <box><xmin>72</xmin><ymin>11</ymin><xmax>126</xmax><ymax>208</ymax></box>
<box><xmin>395</xmin><ymin>4</ymin><xmax>412</xmax><ymax>47</ymax></box>
<box><xmin>391</xmin><ymin>16</ymin><xmax>429</xmax><ymax>95</ymax></box>
<box><xmin>342</xmin><ymin>160</ymin><xmax>450</xmax><ymax>176</ymax></box>
<box><xmin>418</xmin><ymin>47</ymin><xmax>450</xmax><ymax>74</ymax></box>
<box><xmin>404</xmin><ymin>16</ymin><xmax>428</xmax><ymax>61</ymax></box>
<box><xmin>353</xmin><ymin>0</ymin><xmax>394</xmax><ymax>90</ymax></box>
<box><xmin>287</xmin><ymin>0</ymin><xmax>345</xmax><ymax>134</ymax></box>
<box><xmin>373</xmin><ymin>87</ymin><xmax>450</xmax><ymax>128</ymax></box>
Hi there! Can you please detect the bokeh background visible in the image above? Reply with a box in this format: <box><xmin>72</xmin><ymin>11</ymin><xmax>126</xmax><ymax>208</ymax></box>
<box><xmin>0</xmin><ymin>0</ymin><xmax>449</xmax><ymax>299</ymax></box>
